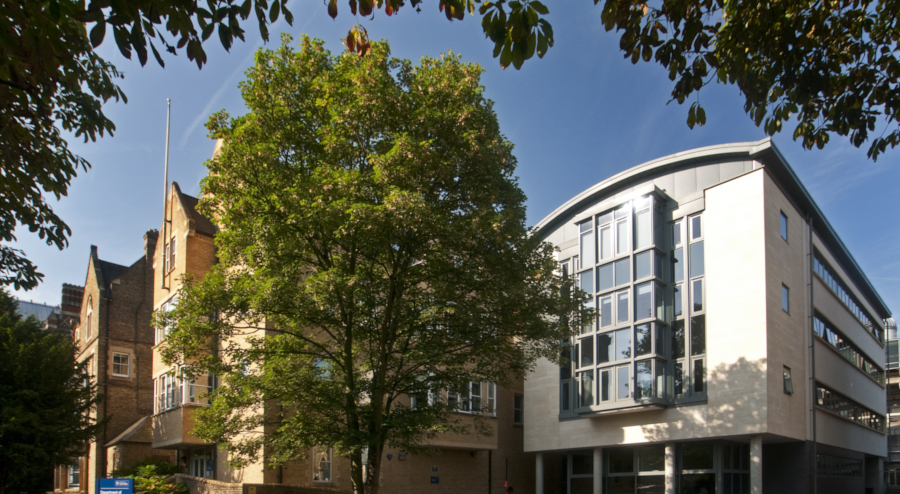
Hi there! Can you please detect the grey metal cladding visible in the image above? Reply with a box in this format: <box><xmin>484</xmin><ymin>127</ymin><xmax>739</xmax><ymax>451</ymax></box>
<box><xmin>673</xmin><ymin>168</ymin><xmax>697</xmax><ymax>198</ymax></box>
<box><xmin>719</xmin><ymin>161</ymin><xmax>745</xmax><ymax>182</ymax></box>
<box><xmin>696</xmin><ymin>164</ymin><xmax>720</xmax><ymax>191</ymax></box>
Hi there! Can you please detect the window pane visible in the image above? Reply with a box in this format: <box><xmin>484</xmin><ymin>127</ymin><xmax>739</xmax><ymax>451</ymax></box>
<box><xmin>600</xmin><ymin>226</ymin><xmax>613</xmax><ymax>260</ymax></box>
<box><xmin>607</xmin><ymin>477</ymin><xmax>636</xmax><ymax>494</ymax></box>
<box><xmin>609</xmin><ymin>449</ymin><xmax>634</xmax><ymax>473</ymax></box>
<box><xmin>598</xmin><ymin>212</ymin><xmax>613</xmax><ymax>225</ymax></box>
<box><xmin>637</xmin><ymin>476</ymin><xmax>665</xmax><ymax>494</ymax></box>
<box><xmin>635</xmin><ymin>323</ymin><xmax>652</xmax><ymax>356</ymax></box>
<box><xmin>693</xmin><ymin>359</ymin><xmax>705</xmax><ymax>393</ymax></box>
<box><xmin>690</xmin><ymin>215</ymin><xmax>702</xmax><ymax>240</ymax></box>
<box><xmin>597</xmin><ymin>333</ymin><xmax>613</xmax><ymax>364</ymax></box>
<box><xmin>636</xmin><ymin>360</ymin><xmax>652</xmax><ymax>398</ymax></box>
<box><xmin>682</xmin><ymin>474</ymin><xmax>716</xmax><ymax>494</ymax></box>
<box><xmin>693</xmin><ymin>279</ymin><xmax>703</xmax><ymax>312</ymax></box>
<box><xmin>580</xmin><ymin>336</ymin><xmax>594</xmax><ymax>367</ymax></box>
<box><xmin>780</xmin><ymin>212</ymin><xmax>788</xmax><ymax>240</ymax></box>
<box><xmin>616</xmin><ymin>219</ymin><xmax>629</xmax><ymax>254</ymax></box>
<box><xmin>561</xmin><ymin>381</ymin><xmax>570</xmax><ymax>411</ymax></box>
<box><xmin>600</xmin><ymin>297</ymin><xmax>613</xmax><ymax>327</ymax></box>
<box><xmin>672</xmin><ymin>319</ymin><xmax>685</xmax><ymax>358</ymax></box>
<box><xmin>672</xmin><ymin>248</ymin><xmax>684</xmax><ymax>283</ymax></box>
<box><xmin>572</xmin><ymin>451</ymin><xmax>593</xmax><ymax>475</ymax></box>
<box><xmin>580</xmin><ymin>371</ymin><xmax>594</xmax><ymax>407</ymax></box>
<box><xmin>617</xmin><ymin>291</ymin><xmax>629</xmax><ymax>324</ymax></box>
<box><xmin>683</xmin><ymin>442</ymin><xmax>714</xmax><ymax>470</ymax></box>
<box><xmin>655</xmin><ymin>283</ymin><xmax>665</xmax><ymax>320</ymax></box>
<box><xmin>635</xmin><ymin>209</ymin><xmax>651</xmax><ymax>249</ymax></box>
<box><xmin>615</xmin><ymin>204</ymin><xmax>630</xmax><ymax>219</ymax></box>
<box><xmin>655</xmin><ymin>359</ymin><xmax>666</xmax><ymax>399</ymax></box>
<box><xmin>617</xmin><ymin>365</ymin><xmax>630</xmax><ymax>400</ymax></box>
<box><xmin>655</xmin><ymin>252</ymin><xmax>664</xmax><ymax>282</ymax></box>
<box><xmin>639</xmin><ymin>445</ymin><xmax>665</xmax><ymax>472</ymax></box>
<box><xmin>782</xmin><ymin>285</ymin><xmax>790</xmax><ymax>312</ymax></box>
<box><xmin>580</xmin><ymin>221</ymin><xmax>592</xmax><ymax>232</ymax></box>
<box><xmin>581</xmin><ymin>231</ymin><xmax>595</xmax><ymax>267</ymax></box>
<box><xmin>615</xmin><ymin>259</ymin><xmax>630</xmax><ymax>286</ymax></box>
<box><xmin>674</xmin><ymin>362</ymin><xmax>683</xmax><ymax>397</ymax></box>
<box><xmin>598</xmin><ymin>263</ymin><xmax>614</xmax><ymax>291</ymax></box>
<box><xmin>601</xmin><ymin>370</ymin><xmax>611</xmax><ymax>402</ymax></box>
<box><xmin>673</xmin><ymin>221</ymin><xmax>682</xmax><ymax>245</ymax></box>
<box><xmin>560</xmin><ymin>345</ymin><xmax>572</xmax><ymax>380</ymax></box>
<box><xmin>580</xmin><ymin>270</ymin><xmax>594</xmax><ymax>294</ymax></box>
<box><xmin>615</xmin><ymin>328</ymin><xmax>631</xmax><ymax>360</ymax></box>
<box><xmin>581</xmin><ymin>298</ymin><xmax>595</xmax><ymax>334</ymax></box>
<box><xmin>691</xmin><ymin>315</ymin><xmax>706</xmax><ymax>355</ymax></box>
<box><xmin>635</xmin><ymin>251</ymin><xmax>652</xmax><ymax>280</ymax></box>
<box><xmin>689</xmin><ymin>241</ymin><xmax>704</xmax><ymax>278</ymax></box>
<box><xmin>635</xmin><ymin>282</ymin><xmax>653</xmax><ymax>320</ymax></box>
<box><xmin>674</xmin><ymin>285</ymin><xmax>683</xmax><ymax>317</ymax></box>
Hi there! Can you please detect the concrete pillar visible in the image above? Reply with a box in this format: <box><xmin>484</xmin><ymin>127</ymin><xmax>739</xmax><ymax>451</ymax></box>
<box><xmin>665</xmin><ymin>442</ymin><xmax>676</xmax><ymax>494</ymax></box>
<box><xmin>593</xmin><ymin>447</ymin><xmax>603</xmax><ymax>494</ymax></box>
<box><xmin>750</xmin><ymin>436</ymin><xmax>763</xmax><ymax>494</ymax></box>
<box><xmin>536</xmin><ymin>453</ymin><xmax>544</xmax><ymax>494</ymax></box>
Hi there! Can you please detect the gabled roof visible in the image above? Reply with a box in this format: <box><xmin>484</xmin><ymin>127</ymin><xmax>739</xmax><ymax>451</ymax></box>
<box><xmin>98</xmin><ymin>259</ymin><xmax>129</xmax><ymax>286</ymax></box>
<box><xmin>172</xmin><ymin>182</ymin><xmax>217</xmax><ymax>237</ymax></box>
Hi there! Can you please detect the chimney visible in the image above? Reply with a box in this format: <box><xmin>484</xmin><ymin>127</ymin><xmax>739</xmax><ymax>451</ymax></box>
<box><xmin>144</xmin><ymin>230</ymin><xmax>160</xmax><ymax>264</ymax></box>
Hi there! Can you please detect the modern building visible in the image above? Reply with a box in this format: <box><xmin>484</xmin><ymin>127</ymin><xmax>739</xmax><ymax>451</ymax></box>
<box><xmin>150</xmin><ymin>177</ymin><xmax>535</xmax><ymax>493</ymax></box>
<box><xmin>526</xmin><ymin>139</ymin><xmax>891</xmax><ymax>494</ymax></box>
<box><xmin>886</xmin><ymin>318</ymin><xmax>899</xmax><ymax>491</ymax></box>
<box><xmin>53</xmin><ymin>239</ymin><xmax>175</xmax><ymax>494</ymax></box>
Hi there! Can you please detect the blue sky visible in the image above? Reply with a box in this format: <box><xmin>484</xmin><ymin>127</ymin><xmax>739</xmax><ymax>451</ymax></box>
<box><xmin>11</xmin><ymin>1</ymin><xmax>899</xmax><ymax>319</ymax></box>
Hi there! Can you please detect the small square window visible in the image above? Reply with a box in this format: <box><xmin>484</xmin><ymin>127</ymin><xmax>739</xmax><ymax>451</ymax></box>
<box><xmin>782</xmin><ymin>285</ymin><xmax>790</xmax><ymax>313</ymax></box>
<box><xmin>783</xmin><ymin>366</ymin><xmax>793</xmax><ymax>395</ymax></box>
<box><xmin>780</xmin><ymin>211</ymin><xmax>788</xmax><ymax>241</ymax></box>
<box><xmin>112</xmin><ymin>353</ymin><xmax>130</xmax><ymax>377</ymax></box>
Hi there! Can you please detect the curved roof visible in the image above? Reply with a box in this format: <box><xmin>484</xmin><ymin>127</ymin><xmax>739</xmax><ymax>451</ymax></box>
<box><xmin>534</xmin><ymin>138</ymin><xmax>891</xmax><ymax>319</ymax></box>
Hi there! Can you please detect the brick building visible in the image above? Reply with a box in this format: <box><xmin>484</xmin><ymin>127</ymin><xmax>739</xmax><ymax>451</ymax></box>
<box><xmin>53</xmin><ymin>237</ymin><xmax>175</xmax><ymax>493</ymax></box>
<box><xmin>150</xmin><ymin>176</ymin><xmax>536</xmax><ymax>494</ymax></box>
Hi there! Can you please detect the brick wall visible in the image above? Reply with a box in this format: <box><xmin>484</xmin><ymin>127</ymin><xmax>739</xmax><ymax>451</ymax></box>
<box><xmin>172</xmin><ymin>475</ymin><xmax>350</xmax><ymax>494</ymax></box>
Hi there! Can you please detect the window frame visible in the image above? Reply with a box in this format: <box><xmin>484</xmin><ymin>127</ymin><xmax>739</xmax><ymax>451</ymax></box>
<box><xmin>513</xmin><ymin>393</ymin><xmax>524</xmax><ymax>424</ymax></box>
<box><xmin>783</xmin><ymin>366</ymin><xmax>793</xmax><ymax>395</ymax></box>
<box><xmin>312</xmin><ymin>446</ymin><xmax>333</xmax><ymax>483</ymax></box>
<box><xmin>112</xmin><ymin>352</ymin><xmax>130</xmax><ymax>378</ymax></box>
<box><xmin>780</xmin><ymin>211</ymin><xmax>788</xmax><ymax>241</ymax></box>
<box><xmin>782</xmin><ymin>284</ymin><xmax>790</xmax><ymax>313</ymax></box>
<box><xmin>85</xmin><ymin>296</ymin><xmax>93</xmax><ymax>339</ymax></box>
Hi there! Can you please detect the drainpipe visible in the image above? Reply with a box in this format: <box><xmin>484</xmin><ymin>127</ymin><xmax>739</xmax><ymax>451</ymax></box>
<box><xmin>808</xmin><ymin>214</ymin><xmax>817</xmax><ymax>494</ymax></box>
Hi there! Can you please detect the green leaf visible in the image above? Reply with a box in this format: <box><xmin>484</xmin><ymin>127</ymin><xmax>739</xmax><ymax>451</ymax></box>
<box><xmin>218</xmin><ymin>24</ymin><xmax>233</xmax><ymax>51</ymax></box>
<box><xmin>499</xmin><ymin>42</ymin><xmax>512</xmax><ymax>68</ymax></box>
<box><xmin>89</xmin><ymin>19</ymin><xmax>106</xmax><ymax>48</ymax></box>
<box><xmin>525</xmin><ymin>32</ymin><xmax>536</xmax><ymax>59</ymax></box>
<box><xmin>536</xmin><ymin>33</ymin><xmax>548</xmax><ymax>58</ymax></box>
<box><xmin>270</xmin><ymin>0</ymin><xmax>281</xmax><ymax>22</ymax></box>
<box><xmin>530</xmin><ymin>0</ymin><xmax>548</xmax><ymax>15</ymax></box>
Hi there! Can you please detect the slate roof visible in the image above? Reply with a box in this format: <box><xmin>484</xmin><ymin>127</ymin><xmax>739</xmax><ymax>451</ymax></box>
<box><xmin>173</xmin><ymin>182</ymin><xmax>217</xmax><ymax>237</ymax></box>
<box><xmin>98</xmin><ymin>259</ymin><xmax>129</xmax><ymax>287</ymax></box>
<box><xmin>15</xmin><ymin>300</ymin><xmax>59</xmax><ymax>322</ymax></box>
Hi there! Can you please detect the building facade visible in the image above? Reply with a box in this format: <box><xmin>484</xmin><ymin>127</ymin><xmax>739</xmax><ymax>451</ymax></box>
<box><xmin>525</xmin><ymin>139</ymin><xmax>891</xmax><ymax>494</ymax></box>
<box><xmin>53</xmin><ymin>238</ymin><xmax>174</xmax><ymax>493</ymax></box>
<box><xmin>150</xmin><ymin>175</ymin><xmax>535</xmax><ymax>494</ymax></box>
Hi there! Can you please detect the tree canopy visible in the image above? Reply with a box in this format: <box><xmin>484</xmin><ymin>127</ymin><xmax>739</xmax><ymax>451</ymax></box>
<box><xmin>160</xmin><ymin>36</ymin><xmax>584</xmax><ymax>494</ymax></box>
<box><xmin>0</xmin><ymin>290</ymin><xmax>107</xmax><ymax>494</ymax></box>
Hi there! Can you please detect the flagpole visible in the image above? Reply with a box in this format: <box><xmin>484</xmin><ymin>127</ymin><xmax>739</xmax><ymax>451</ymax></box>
<box><xmin>161</xmin><ymin>98</ymin><xmax>171</xmax><ymax>290</ymax></box>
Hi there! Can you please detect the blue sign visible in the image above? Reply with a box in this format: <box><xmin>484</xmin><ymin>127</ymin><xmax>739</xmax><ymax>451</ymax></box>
<box><xmin>430</xmin><ymin>476</ymin><xmax>439</xmax><ymax>484</ymax></box>
<box><xmin>97</xmin><ymin>479</ymin><xmax>133</xmax><ymax>494</ymax></box>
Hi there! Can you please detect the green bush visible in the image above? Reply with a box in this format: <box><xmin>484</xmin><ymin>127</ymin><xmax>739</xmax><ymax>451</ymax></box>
<box><xmin>113</xmin><ymin>463</ymin><xmax>188</xmax><ymax>494</ymax></box>
<box><xmin>111</xmin><ymin>458</ymin><xmax>181</xmax><ymax>478</ymax></box>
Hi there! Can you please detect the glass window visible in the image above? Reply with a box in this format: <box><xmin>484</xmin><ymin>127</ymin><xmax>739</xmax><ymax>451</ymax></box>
<box><xmin>600</xmin><ymin>369</ymin><xmax>612</xmax><ymax>402</ymax></box>
<box><xmin>581</xmin><ymin>298</ymin><xmax>595</xmax><ymax>334</ymax></box>
<box><xmin>560</xmin><ymin>345</ymin><xmax>572</xmax><ymax>380</ymax></box>
<box><xmin>782</xmin><ymin>284</ymin><xmax>789</xmax><ymax>313</ymax></box>
<box><xmin>783</xmin><ymin>366</ymin><xmax>793</xmax><ymax>395</ymax></box>
<box><xmin>655</xmin><ymin>359</ymin><xmax>666</xmax><ymax>399</ymax></box>
<box><xmin>639</xmin><ymin>445</ymin><xmax>665</xmax><ymax>472</ymax></box>
<box><xmin>780</xmin><ymin>211</ymin><xmax>788</xmax><ymax>241</ymax></box>
<box><xmin>635</xmin><ymin>360</ymin><xmax>652</xmax><ymax>399</ymax></box>
<box><xmin>615</xmin><ymin>328</ymin><xmax>632</xmax><ymax>360</ymax></box>
<box><xmin>580</xmin><ymin>336</ymin><xmax>594</xmax><ymax>367</ymax></box>
<box><xmin>689</xmin><ymin>241</ymin><xmax>704</xmax><ymax>278</ymax></box>
<box><xmin>691</xmin><ymin>315</ymin><xmax>706</xmax><ymax>356</ymax></box>
<box><xmin>655</xmin><ymin>282</ymin><xmax>665</xmax><ymax>320</ymax></box>
<box><xmin>693</xmin><ymin>359</ymin><xmax>705</xmax><ymax>393</ymax></box>
<box><xmin>580</xmin><ymin>270</ymin><xmax>594</xmax><ymax>294</ymax></box>
<box><xmin>672</xmin><ymin>220</ymin><xmax>682</xmax><ymax>245</ymax></box>
<box><xmin>692</xmin><ymin>279</ymin><xmax>703</xmax><ymax>312</ymax></box>
<box><xmin>599</xmin><ymin>263</ymin><xmax>614</xmax><ymax>291</ymax></box>
<box><xmin>617</xmin><ymin>365</ymin><xmax>630</xmax><ymax>400</ymax></box>
<box><xmin>674</xmin><ymin>362</ymin><xmax>684</xmax><ymax>398</ymax></box>
<box><xmin>635</xmin><ymin>251</ymin><xmax>652</xmax><ymax>280</ymax></box>
<box><xmin>581</xmin><ymin>230</ymin><xmax>595</xmax><ymax>267</ymax></box>
<box><xmin>68</xmin><ymin>460</ymin><xmax>80</xmax><ymax>487</ymax></box>
<box><xmin>609</xmin><ymin>449</ymin><xmax>634</xmax><ymax>473</ymax></box>
<box><xmin>312</xmin><ymin>446</ymin><xmax>332</xmax><ymax>482</ymax></box>
<box><xmin>635</xmin><ymin>209</ymin><xmax>651</xmax><ymax>249</ymax></box>
<box><xmin>674</xmin><ymin>285</ymin><xmax>683</xmax><ymax>317</ymax></box>
<box><xmin>672</xmin><ymin>248</ymin><xmax>684</xmax><ymax>283</ymax></box>
<box><xmin>580</xmin><ymin>370</ymin><xmax>594</xmax><ymax>407</ymax></box>
<box><xmin>682</xmin><ymin>442</ymin><xmax>714</xmax><ymax>470</ymax></box>
<box><xmin>572</xmin><ymin>451</ymin><xmax>594</xmax><ymax>475</ymax></box>
<box><xmin>600</xmin><ymin>296</ymin><xmax>613</xmax><ymax>327</ymax></box>
<box><xmin>112</xmin><ymin>353</ymin><xmax>130</xmax><ymax>377</ymax></box>
<box><xmin>617</xmin><ymin>291</ymin><xmax>629</xmax><ymax>324</ymax></box>
<box><xmin>672</xmin><ymin>320</ymin><xmax>685</xmax><ymax>359</ymax></box>
<box><xmin>615</xmin><ymin>259</ymin><xmax>630</xmax><ymax>286</ymax></box>
<box><xmin>635</xmin><ymin>323</ymin><xmax>652</xmax><ymax>356</ymax></box>
<box><xmin>598</xmin><ymin>333</ymin><xmax>613</xmax><ymax>363</ymax></box>
<box><xmin>616</xmin><ymin>219</ymin><xmax>629</xmax><ymax>254</ymax></box>
<box><xmin>600</xmin><ymin>226</ymin><xmax>613</xmax><ymax>260</ymax></box>
<box><xmin>682</xmin><ymin>474</ymin><xmax>716</xmax><ymax>494</ymax></box>
<box><xmin>690</xmin><ymin>215</ymin><xmax>702</xmax><ymax>240</ymax></box>
<box><xmin>470</xmin><ymin>381</ymin><xmax>482</xmax><ymax>412</ymax></box>
<box><xmin>635</xmin><ymin>282</ymin><xmax>653</xmax><ymax>320</ymax></box>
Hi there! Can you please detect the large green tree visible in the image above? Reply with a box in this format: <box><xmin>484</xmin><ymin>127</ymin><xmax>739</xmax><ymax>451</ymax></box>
<box><xmin>160</xmin><ymin>36</ymin><xmax>584</xmax><ymax>494</ymax></box>
<box><xmin>0</xmin><ymin>290</ymin><xmax>107</xmax><ymax>494</ymax></box>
